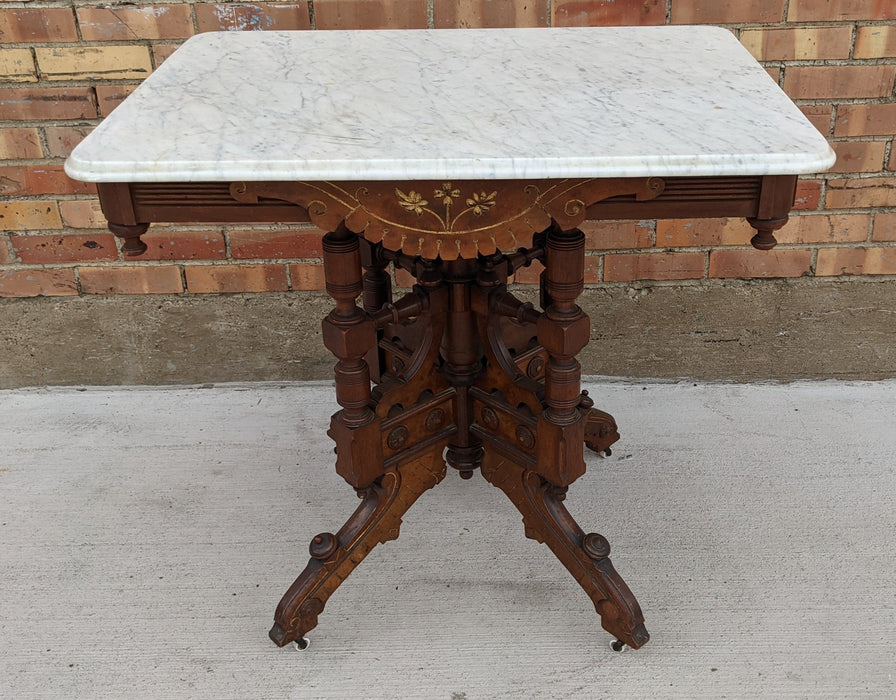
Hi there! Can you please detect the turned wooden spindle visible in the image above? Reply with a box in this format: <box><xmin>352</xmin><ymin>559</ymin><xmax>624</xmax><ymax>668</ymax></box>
<box><xmin>321</xmin><ymin>225</ymin><xmax>384</xmax><ymax>489</ymax></box>
<box><xmin>359</xmin><ymin>240</ymin><xmax>392</xmax><ymax>314</ymax></box>
<box><xmin>540</xmin><ymin>225</ymin><xmax>588</xmax><ymax>423</ymax></box>
<box><xmin>535</xmin><ymin>224</ymin><xmax>590</xmax><ymax>486</ymax></box>
<box><xmin>359</xmin><ymin>240</ymin><xmax>393</xmax><ymax>382</ymax></box>
<box><xmin>440</xmin><ymin>259</ymin><xmax>484</xmax><ymax>479</ymax></box>
<box><xmin>322</xmin><ymin>226</ymin><xmax>374</xmax><ymax>427</ymax></box>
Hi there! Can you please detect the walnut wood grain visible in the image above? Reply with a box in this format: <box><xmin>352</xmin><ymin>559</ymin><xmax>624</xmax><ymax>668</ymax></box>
<box><xmin>91</xmin><ymin>171</ymin><xmax>806</xmax><ymax>651</ymax></box>
<box><xmin>480</xmin><ymin>452</ymin><xmax>649</xmax><ymax>649</ymax></box>
<box><xmin>229</xmin><ymin>178</ymin><xmax>664</xmax><ymax>260</ymax></box>
<box><xmin>270</xmin><ymin>449</ymin><xmax>449</xmax><ymax>646</ymax></box>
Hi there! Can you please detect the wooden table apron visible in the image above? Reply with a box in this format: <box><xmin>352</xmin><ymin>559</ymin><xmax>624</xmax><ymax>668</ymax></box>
<box><xmin>95</xmin><ymin>173</ymin><xmax>797</xmax><ymax>651</ymax></box>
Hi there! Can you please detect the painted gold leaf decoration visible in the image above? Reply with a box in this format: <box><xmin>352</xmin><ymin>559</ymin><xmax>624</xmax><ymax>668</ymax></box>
<box><xmin>229</xmin><ymin>177</ymin><xmax>665</xmax><ymax>261</ymax></box>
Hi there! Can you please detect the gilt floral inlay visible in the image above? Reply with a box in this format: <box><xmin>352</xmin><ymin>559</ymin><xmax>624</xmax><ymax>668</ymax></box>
<box><xmin>435</xmin><ymin>183</ymin><xmax>461</xmax><ymax>205</ymax></box>
<box><xmin>395</xmin><ymin>183</ymin><xmax>500</xmax><ymax>232</ymax></box>
<box><xmin>230</xmin><ymin>177</ymin><xmax>664</xmax><ymax>260</ymax></box>
<box><xmin>396</xmin><ymin>189</ymin><xmax>428</xmax><ymax>215</ymax></box>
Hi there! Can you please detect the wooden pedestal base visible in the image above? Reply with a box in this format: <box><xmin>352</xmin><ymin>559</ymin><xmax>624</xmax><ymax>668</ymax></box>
<box><xmin>91</xmin><ymin>173</ymin><xmax>799</xmax><ymax>653</ymax></box>
<box><xmin>270</xmin><ymin>225</ymin><xmax>648</xmax><ymax>650</ymax></box>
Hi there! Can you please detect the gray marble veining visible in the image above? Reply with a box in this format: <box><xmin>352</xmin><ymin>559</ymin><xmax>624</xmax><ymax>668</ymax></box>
<box><xmin>66</xmin><ymin>27</ymin><xmax>835</xmax><ymax>182</ymax></box>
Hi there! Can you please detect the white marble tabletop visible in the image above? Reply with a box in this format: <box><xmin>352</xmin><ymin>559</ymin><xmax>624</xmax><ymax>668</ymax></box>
<box><xmin>66</xmin><ymin>27</ymin><xmax>835</xmax><ymax>183</ymax></box>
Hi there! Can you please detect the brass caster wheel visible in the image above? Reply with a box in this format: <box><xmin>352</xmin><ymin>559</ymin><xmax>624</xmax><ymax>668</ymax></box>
<box><xmin>294</xmin><ymin>637</ymin><xmax>310</xmax><ymax>651</ymax></box>
<box><xmin>610</xmin><ymin>639</ymin><xmax>626</xmax><ymax>652</ymax></box>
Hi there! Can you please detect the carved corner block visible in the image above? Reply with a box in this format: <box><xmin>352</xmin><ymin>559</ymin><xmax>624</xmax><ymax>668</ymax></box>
<box><xmin>328</xmin><ymin>416</ymin><xmax>385</xmax><ymax>488</ymax></box>
<box><xmin>321</xmin><ymin>315</ymin><xmax>377</xmax><ymax>359</ymax></box>
<box><xmin>536</xmin><ymin>313</ymin><xmax>590</xmax><ymax>359</ymax></box>
<box><xmin>535</xmin><ymin>414</ymin><xmax>586</xmax><ymax>487</ymax></box>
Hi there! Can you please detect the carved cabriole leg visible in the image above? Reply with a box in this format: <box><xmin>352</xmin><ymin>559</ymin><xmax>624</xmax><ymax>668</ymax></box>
<box><xmin>321</xmin><ymin>225</ymin><xmax>383</xmax><ymax>489</ymax></box>
<box><xmin>269</xmin><ymin>448</ymin><xmax>449</xmax><ymax>646</ymax></box>
<box><xmin>472</xmin><ymin>235</ymin><xmax>642</xmax><ymax>647</ymax></box>
<box><xmin>535</xmin><ymin>224</ymin><xmax>589</xmax><ymax>487</ymax></box>
<box><xmin>480</xmin><ymin>452</ymin><xmax>648</xmax><ymax>648</ymax></box>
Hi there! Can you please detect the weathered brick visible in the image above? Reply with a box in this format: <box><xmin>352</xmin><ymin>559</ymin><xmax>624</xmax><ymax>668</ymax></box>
<box><xmin>185</xmin><ymin>263</ymin><xmax>289</xmax><ymax>293</ymax></box>
<box><xmin>855</xmin><ymin>25</ymin><xmax>896</xmax><ymax>59</ymax></box>
<box><xmin>825</xmin><ymin>177</ymin><xmax>896</xmax><ymax>209</ymax></box>
<box><xmin>435</xmin><ymin>0</ymin><xmax>548</xmax><ymax>27</ymax></box>
<box><xmin>0</xmin><ymin>201</ymin><xmax>61</xmax><ymax>230</ymax></box>
<box><xmin>834</xmin><ymin>104</ymin><xmax>896</xmax><ymax>137</ymax></box>
<box><xmin>604</xmin><ymin>251</ymin><xmax>705</xmax><ymax>282</ymax></box>
<box><xmin>514</xmin><ymin>259</ymin><xmax>543</xmax><ymax>284</ymax></box>
<box><xmin>288</xmin><ymin>262</ymin><xmax>326</xmax><ymax>290</ymax></box>
<box><xmin>801</xmin><ymin>105</ymin><xmax>833</xmax><ymax>136</ymax></box>
<box><xmin>510</xmin><ymin>257</ymin><xmax>600</xmax><ymax>285</ymax></box>
<box><xmin>582</xmin><ymin>220</ymin><xmax>653</xmax><ymax>250</ymax></box>
<box><xmin>765</xmin><ymin>66</ymin><xmax>781</xmax><ymax>84</ymax></box>
<box><xmin>0</xmin><ymin>127</ymin><xmax>42</xmax><ymax>159</ymax></box>
<box><xmin>784</xmin><ymin>65</ymin><xmax>896</xmax><ymax>100</ymax></box>
<box><xmin>0</xmin><ymin>165</ymin><xmax>94</xmax><ymax>196</ymax></box>
<box><xmin>0</xmin><ymin>8</ymin><xmax>79</xmax><ymax>43</ymax></box>
<box><xmin>890</xmin><ymin>145</ymin><xmax>896</xmax><ymax>171</ymax></box>
<box><xmin>0</xmin><ymin>235</ymin><xmax>10</xmax><ymax>264</ymax></box>
<box><xmin>0</xmin><ymin>87</ymin><xmax>96</xmax><ymax>120</ymax></box>
<box><xmin>95</xmin><ymin>85</ymin><xmax>138</xmax><ymax>117</ymax></box>
<box><xmin>139</xmin><ymin>230</ymin><xmax>227</xmax><ymax>260</ymax></box>
<box><xmin>77</xmin><ymin>5</ymin><xmax>194</xmax><ymax>41</ymax></box>
<box><xmin>816</xmin><ymin>247</ymin><xmax>896</xmax><ymax>276</ymax></box>
<box><xmin>0</xmin><ymin>269</ymin><xmax>78</xmax><ymax>298</ymax></box>
<box><xmin>709</xmin><ymin>249</ymin><xmax>812</xmax><ymax>278</ymax></box>
<box><xmin>195</xmin><ymin>3</ymin><xmax>312</xmax><ymax>32</ymax></box>
<box><xmin>44</xmin><ymin>126</ymin><xmax>92</xmax><ymax>159</ymax></box>
<box><xmin>671</xmin><ymin>0</ymin><xmax>785</xmax><ymax>24</ymax></box>
<box><xmin>229</xmin><ymin>229</ymin><xmax>323</xmax><ymax>259</ymax></box>
<box><xmin>553</xmin><ymin>0</ymin><xmax>664</xmax><ymax>26</ymax></box>
<box><xmin>872</xmin><ymin>212</ymin><xmax>896</xmax><ymax>241</ymax></box>
<box><xmin>793</xmin><ymin>180</ymin><xmax>822</xmax><ymax>210</ymax></box>
<box><xmin>584</xmin><ymin>256</ymin><xmax>599</xmax><ymax>283</ymax></box>
<box><xmin>776</xmin><ymin>213</ymin><xmax>870</xmax><ymax>244</ymax></box>
<box><xmin>10</xmin><ymin>233</ymin><xmax>118</xmax><ymax>263</ymax></box>
<box><xmin>79</xmin><ymin>265</ymin><xmax>184</xmax><ymax>294</ymax></box>
<box><xmin>59</xmin><ymin>199</ymin><xmax>106</xmax><ymax>229</ymax></box>
<box><xmin>656</xmin><ymin>218</ymin><xmax>753</xmax><ymax>247</ymax></box>
<box><xmin>0</xmin><ymin>48</ymin><xmax>36</xmax><ymax>82</ymax></box>
<box><xmin>788</xmin><ymin>0</ymin><xmax>896</xmax><ymax>22</ymax></box>
<box><xmin>313</xmin><ymin>0</ymin><xmax>427</xmax><ymax>29</ymax></box>
<box><xmin>830</xmin><ymin>141</ymin><xmax>887</xmax><ymax>173</ymax></box>
<box><xmin>152</xmin><ymin>43</ymin><xmax>182</xmax><ymax>66</ymax></box>
<box><xmin>740</xmin><ymin>27</ymin><xmax>852</xmax><ymax>61</ymax></box>
<box><xmin>35</xmin><ymin>46</ymin><xmax>153</xmax><ymax>81</ymax></box>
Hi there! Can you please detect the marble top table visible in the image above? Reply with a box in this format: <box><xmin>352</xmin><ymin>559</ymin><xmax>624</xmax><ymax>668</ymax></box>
<box><xmin>65</xmin><ymin>27</ymin><xmax>835</xmax><ymax>653</ymax></box>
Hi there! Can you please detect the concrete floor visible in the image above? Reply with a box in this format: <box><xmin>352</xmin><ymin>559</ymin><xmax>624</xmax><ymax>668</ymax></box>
<box><xmin>1</xmin><ymin>380</ymin><xmax>894</xmax><ymax>699</ymax></box>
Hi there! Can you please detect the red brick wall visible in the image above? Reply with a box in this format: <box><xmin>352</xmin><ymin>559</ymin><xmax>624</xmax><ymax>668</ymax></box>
<box><xmin>2</xmin><ymin>1</ymin><xmax>895</xmax><ymax>297</ymax></box>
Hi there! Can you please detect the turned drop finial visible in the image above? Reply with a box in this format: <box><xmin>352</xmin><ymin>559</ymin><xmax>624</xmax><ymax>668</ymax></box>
<box><xmin>747</xmin><ymin>216</ymin><xmax>788</xmax><ymax>250</ymax></box>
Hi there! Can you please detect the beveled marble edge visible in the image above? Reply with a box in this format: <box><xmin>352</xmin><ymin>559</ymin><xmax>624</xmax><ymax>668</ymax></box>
<box><xmin>65</xmin><ymin>151</ymin><xmax>835</xmax><ymax>183</ymax></box>
<box><xmin>65</xmin><ymin>27</ymin><xmax>836</xmax><ymax>183</ymax></box>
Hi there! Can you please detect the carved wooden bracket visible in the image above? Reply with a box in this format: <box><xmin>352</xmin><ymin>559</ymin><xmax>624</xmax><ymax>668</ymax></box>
<box><xmin>230</xmin><ymin>178</ymin><xmax>664</xmax><ymax>259</ymax></box>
